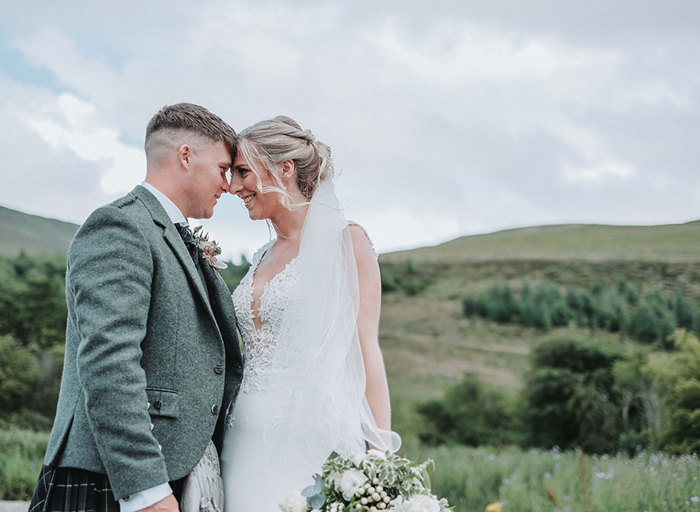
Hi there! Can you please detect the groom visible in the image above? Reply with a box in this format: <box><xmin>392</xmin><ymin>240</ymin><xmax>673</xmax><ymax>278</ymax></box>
<box><xmin>29</xmin><ymin>103</ymin><xmax>243</xmax><ymax>512</ymax></box>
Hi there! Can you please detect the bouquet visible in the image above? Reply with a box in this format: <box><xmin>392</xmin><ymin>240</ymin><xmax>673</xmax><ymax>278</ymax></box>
<box><xmin>279</xmin><ymin>449</ymin><xmax>452</xmax><ymax>512</ymax></box>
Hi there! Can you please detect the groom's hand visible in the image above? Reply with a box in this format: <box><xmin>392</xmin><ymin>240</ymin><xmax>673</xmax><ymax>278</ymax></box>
<box><xmin>138</xmin><ymin>494</ymin><xmax>179</xmax><ymax>512</ymax></box>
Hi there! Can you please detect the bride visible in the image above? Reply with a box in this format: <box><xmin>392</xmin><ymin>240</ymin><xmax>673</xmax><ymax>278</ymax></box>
<box><xmin>220</xmin><ymin>116</ymin><xmax>400</xmax><ymax>511</ymax></box>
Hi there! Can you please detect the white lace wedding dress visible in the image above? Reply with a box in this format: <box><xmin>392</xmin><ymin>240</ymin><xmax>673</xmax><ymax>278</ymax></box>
<box><xmin>220</xmin><ymin>184</ymin><xmax>400</xmax><ymax>512</ymax></box>
<box><xmin>221</xmin><ymin>239</ymin><xmax>310</xmax><ymax>512</ymax></box>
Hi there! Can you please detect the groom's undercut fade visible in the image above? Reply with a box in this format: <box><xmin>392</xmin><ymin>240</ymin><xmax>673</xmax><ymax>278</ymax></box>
<box><xmin>145</xmin><ymin>102</ymin><xmax>237</xmax><ymax>158</ymax></box>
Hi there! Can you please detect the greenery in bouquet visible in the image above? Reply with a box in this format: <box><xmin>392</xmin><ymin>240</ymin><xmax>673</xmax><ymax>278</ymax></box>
<box><xmin>280</xmin><ymin>449</ymin><xmax>452</xmax><ymax>512</ymax></box>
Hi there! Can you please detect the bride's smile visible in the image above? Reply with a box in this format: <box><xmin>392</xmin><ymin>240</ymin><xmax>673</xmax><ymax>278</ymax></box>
<box><xmin>230</xmin><ymin>153</ymin><xmax>292</xmax><ymax>222</ymax></box>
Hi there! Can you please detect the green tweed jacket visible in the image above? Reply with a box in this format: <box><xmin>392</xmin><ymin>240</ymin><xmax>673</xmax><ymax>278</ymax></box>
<box><xmin>43</xmin><ymin>185</ymin><xmax>243</xmax><ymax>500</ymax></box>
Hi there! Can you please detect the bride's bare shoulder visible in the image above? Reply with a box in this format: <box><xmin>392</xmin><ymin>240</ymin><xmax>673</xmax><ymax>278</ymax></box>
<box><xmin>347</xmin><ymin>222</ymin><xmax>377</xmax><ymax>259</ymax></box>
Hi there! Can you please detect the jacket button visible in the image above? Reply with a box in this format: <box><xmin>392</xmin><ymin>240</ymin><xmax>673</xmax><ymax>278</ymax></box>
<box><xmin>153</xmin><ymin>400</ymin><xmax>162</xmax><ymax>410</ymax></box>
<box><xmin>213</xmin><ymin>364</ymin><xmax>223</xmax><ymax>375</ymax></box>
<box><xmin>211</xmin><ymin>404</ymin><xmax>219</xmax><ymax>415</ymax></box>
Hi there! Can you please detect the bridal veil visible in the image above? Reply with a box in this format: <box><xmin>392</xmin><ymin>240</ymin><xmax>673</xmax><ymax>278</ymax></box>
<box><xmin>262</xmin><ymin>180</ymin><xmax>401</xmax><ymax>469</ymax></box>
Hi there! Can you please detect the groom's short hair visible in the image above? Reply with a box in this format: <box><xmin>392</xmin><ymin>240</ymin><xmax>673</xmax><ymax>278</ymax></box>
<box><xmin>145</xmin><ymin>103</ymin><xmax>237</xmax><ymax>157</ymax></box>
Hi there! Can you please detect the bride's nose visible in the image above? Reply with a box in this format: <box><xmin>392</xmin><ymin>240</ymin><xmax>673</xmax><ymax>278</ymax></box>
<box><xmin>228</xmin><ymin>173</ymin><xmax>243</xmax><ymax>194</ymax></box>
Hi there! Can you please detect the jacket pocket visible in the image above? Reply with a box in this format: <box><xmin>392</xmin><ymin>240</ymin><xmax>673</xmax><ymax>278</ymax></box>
<box><xmin>146</xmin><ymin>388</ymin><xmax>179</xmax><ymax>418</ymax></box>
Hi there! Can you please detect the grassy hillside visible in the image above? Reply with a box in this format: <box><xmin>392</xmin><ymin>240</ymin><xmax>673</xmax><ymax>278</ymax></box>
<box><xmin>378</xmin><ymin>221</ymin><xmax>700</xmax><ymax>441</ymax></box>
<box><xmin>0</xmin><ymin>206</ymin><xmax>78</xmax><ymax>257</ymax></box>
<box><xmin>382</xmin><ymin>221</ymin><xmax>700</xmax><ymax>264</ymax></box>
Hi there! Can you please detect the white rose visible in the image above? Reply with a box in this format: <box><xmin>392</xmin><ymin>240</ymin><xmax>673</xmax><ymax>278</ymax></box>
<box><xmin>367</xmin><ymin>449</ymin><xmax>387</xmax><ymax>459</ymax></box>
<box><xmin>339</xmin><ymin>469</ymin><xmax>368</xmax><ymax>500</ymax></box>
<box><xmin>328</xmin><ymin>471</ymin><xmax>343</xmax><ymax>489</ymax></box>
<box><xmin>402</xmin><ymin>495</ymin><xmax>441</xmax><ymax>512</ymax></box>
<box><xmin>279</xmin><ymin>489</ymin><xmax>308</xmax><ymax>512</ymax></box>
<box><xmin>350</xmin><ymin>451</ymin><xmax>366</xmax><ymax>467</ymax></box>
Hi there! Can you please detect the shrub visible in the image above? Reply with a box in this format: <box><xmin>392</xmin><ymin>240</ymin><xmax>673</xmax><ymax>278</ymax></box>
<box><xmin>379</xmin><ymin>262</ymin><xmax>430</xmax><ymax>296</ymax></box>
<box><xmin>650</xmin><ymin>329</ymin><xmax>700</xmax><ymax>454</ymax></box>
<box><xmin>483</xmin><ymin>283</ymin><xmax>519</xmax><ymax>323</ymax></box>
<box><xmin>417</xmin><ymin>373</ymin><xmax>523</xmax><ymax>447</ymax></box>
<box><xmin>0</xmin><ymin>336</ymin><xmax>41</xmax><ymax>415</ymax></box>
<box><xmin>633</xmin><ymin>291</ymin><xmax>676</xmax><ymax>346</ymax></box>
<box><xmin>524</xmin><ymin>336</ymin><xmax>626</xmax><ymax>453</ymax></box>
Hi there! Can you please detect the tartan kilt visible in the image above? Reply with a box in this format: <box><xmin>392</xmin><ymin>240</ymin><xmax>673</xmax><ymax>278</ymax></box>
<box><xmin>29</xmin><ymin>466</ymin><xmax>119</xmax><ymax>512</ymax></box>
<box><xmin>29</xmin><ymin>465</ymin><xmax>187</xmax><ymax>512</ymax></box>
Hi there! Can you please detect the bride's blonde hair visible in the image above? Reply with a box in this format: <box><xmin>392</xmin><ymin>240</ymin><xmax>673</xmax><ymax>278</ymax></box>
<box><xmin>238</xmin><ymin>116</ymin><xmax>334</xmax><ymax>206</ymax></box>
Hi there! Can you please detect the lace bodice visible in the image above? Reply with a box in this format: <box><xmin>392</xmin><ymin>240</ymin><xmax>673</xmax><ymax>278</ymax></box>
<box><xmin>232</xmin><ymin>240</ymin><xmax>300</xmax><ymax>393</ymax></box>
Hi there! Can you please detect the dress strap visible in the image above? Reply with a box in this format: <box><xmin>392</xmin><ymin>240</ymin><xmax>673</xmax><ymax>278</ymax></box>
<box><xmin>250</xmin><ymin>239</ymin><xmax>275</xmax><ymax>269</ymax></box>
<box><xmin>347</xmin><ymin>222</ymin><xmax>377</xmax><ymax>258</ymax></box>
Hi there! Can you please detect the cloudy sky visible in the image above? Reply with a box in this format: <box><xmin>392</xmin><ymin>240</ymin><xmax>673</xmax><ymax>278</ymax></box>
<box><xmin>1</xmin><ymin>1</ymin><xmax>698</xmax><ymax>260</ymax></box>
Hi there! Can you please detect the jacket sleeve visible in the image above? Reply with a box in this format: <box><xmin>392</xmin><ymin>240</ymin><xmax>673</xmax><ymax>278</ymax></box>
<box><xmin>68</xmin><ymin>205</ymin><xmax>169</xmax><ymax>500</ymax></box>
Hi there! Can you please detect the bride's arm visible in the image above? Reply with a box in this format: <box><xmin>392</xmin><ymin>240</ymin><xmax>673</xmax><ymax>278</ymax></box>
<box><xmin>349</xmin><ymin>225</ymin><xmax>392</xmax><ymax>431</ymax></box>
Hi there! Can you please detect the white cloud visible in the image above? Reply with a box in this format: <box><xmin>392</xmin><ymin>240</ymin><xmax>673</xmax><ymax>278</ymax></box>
<box><xmin>19</xmin><ymin>93</ymin><xmax>145</xmax><ymax>194</ymax></box>
<box><xmin>364</xmin><ymin>19</ymin><xmax>620</xmax><ymax>87</ymax></box>
<box><xmin>563</xmin><ymin>160</ymin><xmax>637</xmax><ymax>184</ymax></box>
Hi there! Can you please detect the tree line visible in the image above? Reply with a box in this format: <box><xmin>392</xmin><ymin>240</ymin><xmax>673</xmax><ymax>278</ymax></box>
<box><xmin>462</xmin><ymin>280</ymin><xmax>700</xmax><ymax>346</ymax></box>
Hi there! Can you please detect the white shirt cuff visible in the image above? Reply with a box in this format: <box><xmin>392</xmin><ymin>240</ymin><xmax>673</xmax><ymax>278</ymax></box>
<box><xmin>119</xmin><ymin>483</ymin><xmax>172</xmax><ymax>512</ymax></box>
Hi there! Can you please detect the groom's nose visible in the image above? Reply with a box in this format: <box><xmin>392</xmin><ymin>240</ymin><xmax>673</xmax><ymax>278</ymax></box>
<box><xmin>221</xmin><ymin>175</ymin><xmax>231</xmax><ymax>192</ymax></box>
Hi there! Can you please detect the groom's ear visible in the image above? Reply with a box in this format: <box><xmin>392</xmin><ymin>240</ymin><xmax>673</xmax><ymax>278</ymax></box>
<box><xmin>177</xmin><ymin>144</ymin><xmax>192</xmax><ymax>169</ymax></box>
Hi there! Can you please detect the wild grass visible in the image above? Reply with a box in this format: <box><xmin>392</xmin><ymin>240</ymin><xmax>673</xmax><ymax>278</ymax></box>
<box><xmin>0</xmin><ymin>428</ymin><xmax>48</xmax><ymax>500</ymax></box>
<box><xmin>402</xmin><ymin>444</ymin><xmax>700</xmax><ymax>512</ymax></box>
<box><xmin>3</xmin><ymin>427</ymin><xmax>698</xmax><ymax>510</ymax></box>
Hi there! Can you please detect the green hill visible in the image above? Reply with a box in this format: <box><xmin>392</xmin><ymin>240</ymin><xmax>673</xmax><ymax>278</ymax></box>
<box><xmin>0</xmin><ymin>205</ymin><xmax>78</xmax><ymax>257</ymax></box>
<box><xmin>378</xmin><ymin>221</ymin><xmax>700</xmax><ymax>441</ymax></box>
<box><xmin>382</xmin><ymin>221</ymin><xmax>700</xmax><ymax>264</ymax></box>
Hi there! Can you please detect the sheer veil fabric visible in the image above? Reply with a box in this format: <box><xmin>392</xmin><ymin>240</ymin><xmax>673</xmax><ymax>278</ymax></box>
<box><xmin>266</xmin><ymin>181</ymin><xmax>400</xmax><ymax>462</ymax></box>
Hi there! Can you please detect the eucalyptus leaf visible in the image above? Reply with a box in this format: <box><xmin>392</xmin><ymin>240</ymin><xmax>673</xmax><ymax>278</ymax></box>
<box><xmin>301</xmin><ymin>485</ymin><xmax>317</xmax><ymax>498</ymax></box>
<box><xmin>313</xmin><ymin>474</ymin><xmax>325</xmax><ymax>492</ymax></box>
<box><xmin>309</xmin><ymin>494</ymin><xmax>325</xmax><ymax>509</ymax></box>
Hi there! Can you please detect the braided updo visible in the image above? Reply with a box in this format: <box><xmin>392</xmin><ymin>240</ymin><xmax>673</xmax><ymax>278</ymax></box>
<box><xmin>237</xmin><ymin>116</ymin><xmax>334</xmax><ymax>204</ymax></box>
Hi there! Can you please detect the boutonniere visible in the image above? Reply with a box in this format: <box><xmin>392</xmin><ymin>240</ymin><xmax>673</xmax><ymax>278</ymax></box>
<box><xmin>192</xmin><ymin>226</ymin><xmax>228</xmax><ymax>270</ymax></box>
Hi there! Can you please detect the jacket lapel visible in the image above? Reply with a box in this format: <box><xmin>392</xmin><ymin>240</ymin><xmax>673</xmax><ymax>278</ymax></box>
<box><xmin>132</xmin><ymin>186</ymin><xmax>218</xmax><ymax>326</ymax></box>
<box><xmin>200</xmin><ymin>261</ymin><xmax>239</xmax><ymax>344</ymax></box>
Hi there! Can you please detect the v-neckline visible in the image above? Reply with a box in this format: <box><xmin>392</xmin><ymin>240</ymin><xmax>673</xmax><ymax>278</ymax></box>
<box><xmin>247</xmin><ymin>242</ymin><xmax>297</xmax><ymax>332</ymax></box>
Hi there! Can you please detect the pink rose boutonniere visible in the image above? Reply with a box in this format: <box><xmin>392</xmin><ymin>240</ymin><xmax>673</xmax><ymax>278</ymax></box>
<box><xmin>192</xmin><ymin>226</ymin><xmax>228</xmax><ymax>271</ymax></box>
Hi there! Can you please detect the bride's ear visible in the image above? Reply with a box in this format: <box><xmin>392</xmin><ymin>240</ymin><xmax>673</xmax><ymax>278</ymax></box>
<box><xmin>279</xmin><ymin>160</ymin><xmax>295</xmax><ymax>182</ymax></box>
